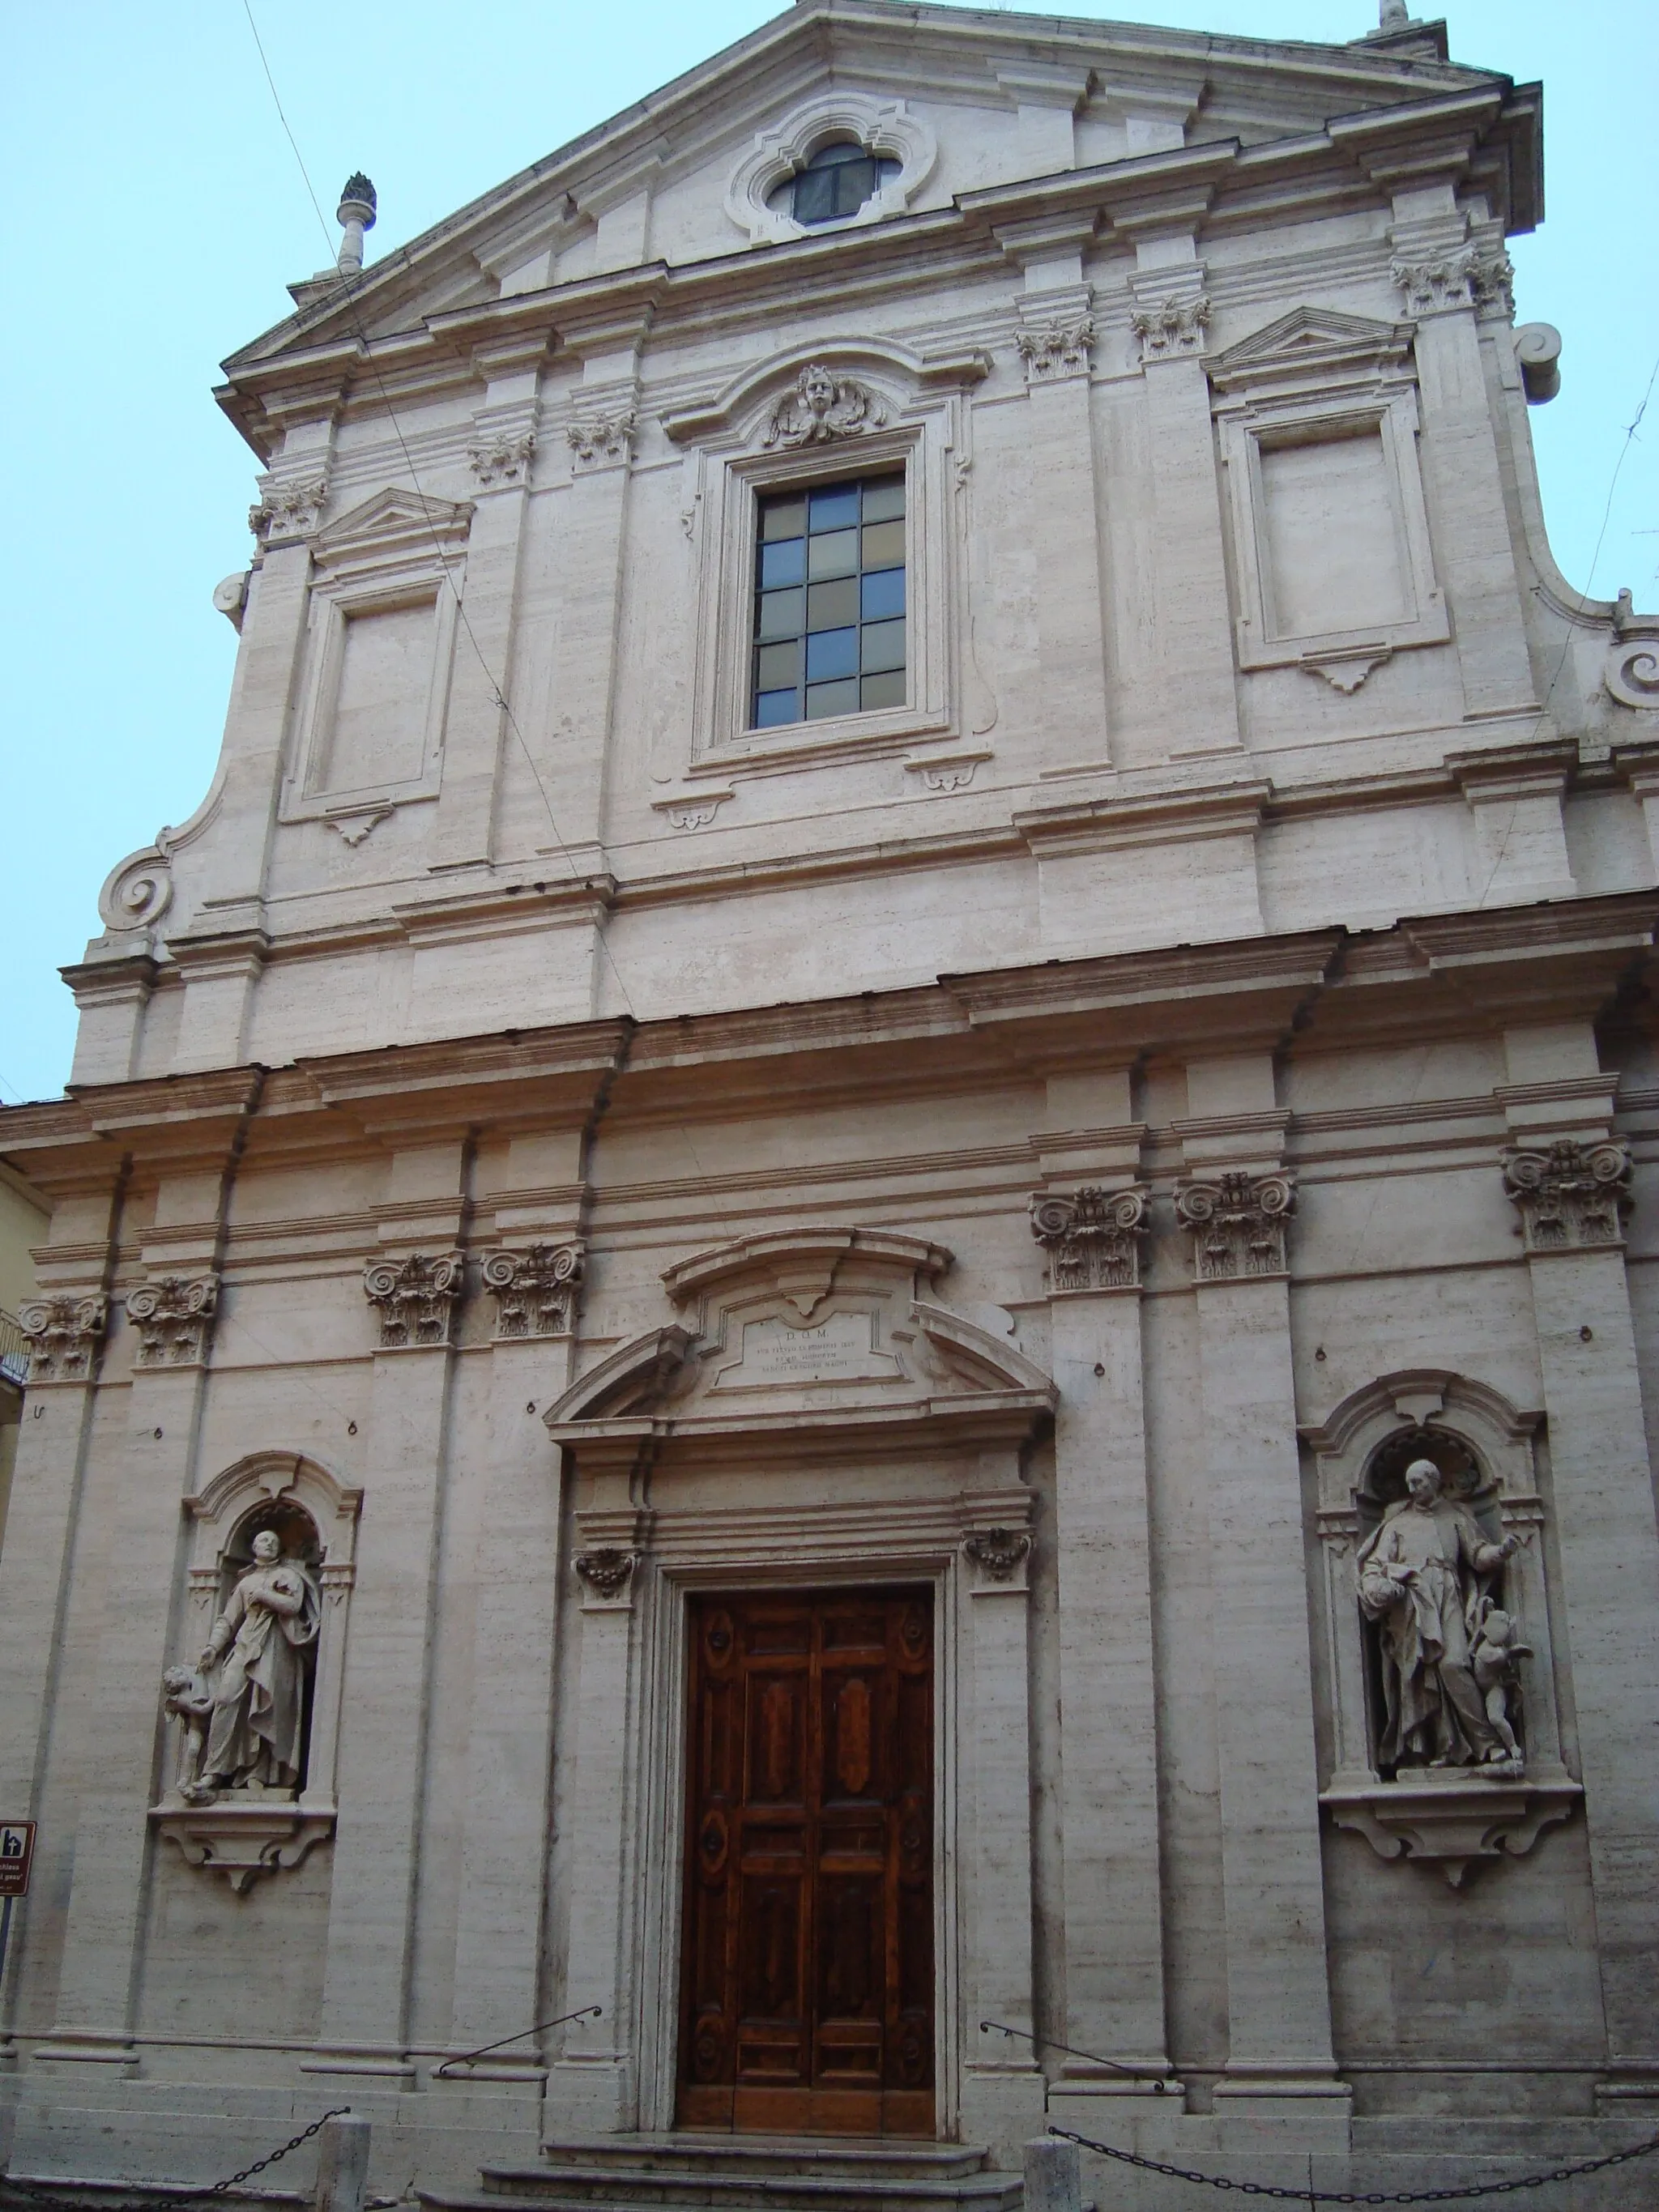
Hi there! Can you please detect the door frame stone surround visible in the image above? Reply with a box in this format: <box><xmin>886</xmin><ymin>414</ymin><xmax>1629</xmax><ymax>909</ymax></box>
<box><xmin>539</xmin><ymin>1229</ymin><xmax>1056</xmax><ymax>2150</ymax></box>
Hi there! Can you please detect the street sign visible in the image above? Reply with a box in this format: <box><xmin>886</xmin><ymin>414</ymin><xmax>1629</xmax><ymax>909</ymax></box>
<box><xmin>0</xmin><ymin>1822</ymin><xmax>36</xmax><ymax>1898</ymax></box>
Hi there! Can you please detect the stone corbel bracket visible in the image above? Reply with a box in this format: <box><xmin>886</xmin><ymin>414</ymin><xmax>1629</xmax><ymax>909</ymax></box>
<box><xmin>1321</xmin><ymin>1772</ymin><xmax>1580</xmax><ymax>1888</ymax></box>
<box><xmin>151</xmin><ymin>1802</ymin><xmax>335</xmax><ymax>1894</ymax></box>
<box><xmin>1030</xmin><ymin>1186</ymin><xmax>1150</xmax><ymax>1292</ymax></box>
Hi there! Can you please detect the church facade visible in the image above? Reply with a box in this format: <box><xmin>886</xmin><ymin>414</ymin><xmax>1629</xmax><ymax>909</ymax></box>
<box><xmin>3</xmin><ymin>2</ymin><xmax>1659</xmax><ymax>2204</ymax></box>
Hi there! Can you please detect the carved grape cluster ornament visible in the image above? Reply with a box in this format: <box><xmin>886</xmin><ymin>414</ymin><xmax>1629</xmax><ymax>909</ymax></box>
<box><xmin>574</xmin><ymin>1548</ymin><xmax>638</xmax><ymax>1596</ymax></box>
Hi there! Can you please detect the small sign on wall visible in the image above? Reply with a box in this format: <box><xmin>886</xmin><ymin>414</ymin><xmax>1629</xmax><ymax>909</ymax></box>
<box><xmin>0</xmin><ymin>1822</ymin><xmax>36</xmax><ymax>1898</ymax></box>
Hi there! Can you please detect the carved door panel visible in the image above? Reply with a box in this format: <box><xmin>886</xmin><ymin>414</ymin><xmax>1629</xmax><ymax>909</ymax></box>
<box><xmin>678</xmin><ymin>1588</ymin><xmax>934</xmax><ymax>2137</ymax></box>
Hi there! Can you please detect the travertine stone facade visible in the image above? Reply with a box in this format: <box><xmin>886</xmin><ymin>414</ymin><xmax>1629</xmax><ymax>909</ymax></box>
<box><xmin>4</xmin><ymin>3</ymin><xmax>1659</xmax><ymax>2206</ymax></box>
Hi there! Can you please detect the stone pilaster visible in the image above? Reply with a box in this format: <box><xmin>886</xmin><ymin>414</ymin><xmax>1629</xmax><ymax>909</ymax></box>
<box><xmin>1498</xmin><ymin>1038</ymin><xmax>1659</xmax><ymax>2097</ymax></box>
<box><xmin>308</xmin><ymin>1142</ymin><xmax>470</xmax><ymax>2078</ymax></box>
<box><xmin>958</xmin><ymin>1500</ymin><xmax>1046</xmax><ymax>2150</ymax></box>
<box><xmin>0</xmin><ymin>1186</ymin><xmax>120</xmax><ymax>2056</ymax></box>
<box><xmin>36</xmin><ymin>1119</ymin><xmax>251</xmax><ymax>2070</ymax></box>
<box><xmin>542</xmin><ymin>1503</ymin><xmax>651</xmax><ymax>2136</ymax></box>
<box><xmin>1173</xmin><ymin>1063</ymin><xmax>1345</xmax><ymax>2120</ymax></box>
<box><xmin>431</xmin><ymin>336</ymin><xmax>548</xmax><ymax>874</ymax></box>
<box><xmin>443</xmin><ymin>1135</ymin><xmax>587</xmax><ymax>2083</ymax></box>
<box><xmin>1387</xmin><ymin>189</ymin><xmax>1537</xmax><ymax>720</ymax></box>
<box><xmin>1030</xmin><ymin>1149</ymin><xmax>1172</xmax><ymax>2103</ymax></box>
<box><xmin>1122</xmin><ymin>209</ymin><xmax>1240</xmax><ymax>759</ymax></box>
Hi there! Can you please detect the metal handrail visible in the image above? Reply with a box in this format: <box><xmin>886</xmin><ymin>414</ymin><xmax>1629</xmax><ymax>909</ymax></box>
<box><xmin>979</xmin><ymin>2017</ymin><xmax>1178</xmax><ymax>2093</ymax></box>
<box><xmin>434</xmin><ymin>2002</ymin><xmax>602</xmax><ymax>2078</ymax></box>
<box><xmin>0</xmin><ymin>1307</ymin><xmax>28</xmax><ymax>1388</ymax></box>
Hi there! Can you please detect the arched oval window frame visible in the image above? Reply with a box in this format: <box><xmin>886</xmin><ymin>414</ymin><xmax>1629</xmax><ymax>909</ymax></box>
<box><xmin>726</xmin><ymin>96</ymin><xmax>937</xmax><ymax>246</ymax></box>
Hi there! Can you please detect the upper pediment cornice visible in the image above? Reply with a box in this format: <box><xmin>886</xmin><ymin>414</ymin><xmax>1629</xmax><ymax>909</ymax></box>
<box><xmin>215</xmin><ymin>6</ymin><xmax>1537</xmax><ymax>455</ymax></box>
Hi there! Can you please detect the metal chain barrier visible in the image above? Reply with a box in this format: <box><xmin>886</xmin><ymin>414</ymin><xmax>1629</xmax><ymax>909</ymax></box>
<box><xmin>1048</xmin><ymin>2120</ymin><xmax>1659</xmax><ymax>2206</ymax></box>
<box><xmin>0</xmin><ymin>2107</ymin><xmax>350</xmax><ymax>2212</ymax></box>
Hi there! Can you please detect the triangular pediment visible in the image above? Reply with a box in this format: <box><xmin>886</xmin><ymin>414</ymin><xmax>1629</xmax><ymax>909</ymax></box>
<box><xmin>218</xmin><ymin>0</ymin><xmax>1529</xmax><ymax>453</ymax></box>
<box><xmin>309</xmin><ymin>487</ymin><xmax>473</xmax><ymax>571</ymax></box>
<box><xmin>1208</xmin><ymin>305</ymin><xmax>1414</xmax><ymax>390</ymax></box>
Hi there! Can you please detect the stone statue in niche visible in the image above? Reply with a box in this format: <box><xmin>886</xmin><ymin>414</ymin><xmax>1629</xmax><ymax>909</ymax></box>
<box><xmin>1357</xmin><ymin>1455</ymin><xmax>1522</xmax><ymax>1777</ymax></box>
<box><xmin>172</xmin><ymin>1527</ymin><xmax>321</xmax><ymax>1803</ymax></box>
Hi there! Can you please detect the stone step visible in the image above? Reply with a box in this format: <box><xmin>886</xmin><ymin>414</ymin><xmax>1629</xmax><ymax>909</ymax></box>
<box><xmin>536</xmin><ymin>2141</ymin><xmax>994</xmax><ymax>2183</ymax></box>
<box><xmin>420</xmin><ymin>2137</ymin><xmax>1021</xmax><ymax>2212</ymax></box>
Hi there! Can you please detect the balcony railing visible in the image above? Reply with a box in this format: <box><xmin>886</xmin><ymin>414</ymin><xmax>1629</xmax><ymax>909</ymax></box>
<box><xmin>0</xmin><ymin>1306</ymin><xmax>28</xmax><ymax>1388</ymax></box>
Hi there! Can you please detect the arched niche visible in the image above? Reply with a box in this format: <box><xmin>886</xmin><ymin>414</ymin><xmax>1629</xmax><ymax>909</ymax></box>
<box><xmin>151</xmin><ymin>1452</ymin><xmax>360</xmax><ymax>1890</ymax></box>
<box><xmin>1302</xmin><ymin>1371</ymin><xmax>1580</xmax><ymax>1883</ymax></box>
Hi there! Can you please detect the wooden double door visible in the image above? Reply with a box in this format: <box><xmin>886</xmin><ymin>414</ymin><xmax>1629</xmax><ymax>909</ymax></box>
<box><xmin>676</xmin><ymin>1587</ymin><xmax>935</xmax><ymax>2137</ymax></box>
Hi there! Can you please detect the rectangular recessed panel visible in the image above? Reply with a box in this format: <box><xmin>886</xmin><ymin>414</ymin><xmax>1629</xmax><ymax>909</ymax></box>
<box><xmin>1259</xmin><ymin>427</ymin><xmax>1410</xmax><ymax>638</ymax></box>
<box><xmin>322</xmin><ymin>599</ymin><xmax>433</xmax><ymax>791</ymax></box>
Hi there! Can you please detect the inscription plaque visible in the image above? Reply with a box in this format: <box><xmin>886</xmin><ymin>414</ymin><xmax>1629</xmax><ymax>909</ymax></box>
<box><xmin>718</xmin><ymin>1310</ymin><xmax>895</xmax><ymax>1387</ymax></box>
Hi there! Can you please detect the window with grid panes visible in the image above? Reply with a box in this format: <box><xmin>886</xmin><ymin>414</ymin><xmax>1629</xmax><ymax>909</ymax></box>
<box><xmin>751</xmin><ymin>475</ymin><xmax>906</xmax><ymax>728</ymax></box>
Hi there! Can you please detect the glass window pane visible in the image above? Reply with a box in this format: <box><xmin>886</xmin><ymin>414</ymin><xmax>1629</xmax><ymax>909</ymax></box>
<box><xmin>860</xmin><ymin>567</ymin><xmax>904</xmax><ymax>621</ymax></box>
<box><xmin>755</xmin><ymin>639</ymin><xmax>800</xmax><ymax>690</ymax></box>
<box><xmin>757</xmin><ymin>587</ymin><xmax>804</xmax><ymax>641</ymax></box>
<box><xmin>805</xmin><ymin>626</ymin><xmax>858</xmax><ymax>681</ymax></box>
<box><xmin>859</xmin><ymin>617</ymin><xmax>906</xmax><ymax>674</ymax></box>
<box><xmin>805</xmin><ymin>677</ymin><xmax>859</xmax><ymax>719</ymax></box>
<box><xmin>814</xmin><ymin>141</ymin><xmax>865</xmax><ymax>168</ymax></box>
<box><xmin>806</xmin><ymin>577</ymin><xmax>859</xmax><ymax>631</ymax></box>
<box><xmin>862</xmin><ymin>477</ymin><xmax>905</xmax><ymax>523</ymax></box>
<box><xmin>808</xmin><ymin>484</ymin><xmax>860</xmax><ymax>534</ymax></box>
<box><xmin>755</xmin><ymin>688</ymin><xmax>800</xmax><ymax>727</ymax></box>
<box><xmin>808</xmin><ymin>528</ymin><xmax>859</xmax><ymax>580</ymax></box>
<box><xmin>860</xmin><ymin>669</ymin><xmax>906</xmax><ymax>711</ymax></box>
<box><xmin>830</xmin><ymin>157</ymin><xmax>879</xmax><ymax>217</ymax></box>
<box><xmin>791</xmin><ymin>166</ymin><xmax>839</xmax><ymax>225</ymax></box>
<box><xmin>761</xmin><ymin>497</ymin><xmax>806</xmax><ymax>541</ymax></box>
<box><xmin>861</xmin><ymin>518</ymin><xmax>905</xmax><ymax>569</ymax></box>
<box><xmin>760</xmin><ymin>537</ymin><xmax>805</xmax><ymax>589</ymax></box>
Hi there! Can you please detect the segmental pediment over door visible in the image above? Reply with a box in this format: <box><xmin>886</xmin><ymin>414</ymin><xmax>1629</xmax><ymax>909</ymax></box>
<box><xmin>543</xmin><ymin>1227</ymin><xmax>1056</xmax><ymax>1461</ymax></box>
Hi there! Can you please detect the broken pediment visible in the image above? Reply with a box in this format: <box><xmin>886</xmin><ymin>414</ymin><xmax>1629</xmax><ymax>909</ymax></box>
<box><xmin>1208</xmin><ymin>305</ymin><xmax>1414</xmax><ymax>394</ymax></box>
<box><xmin>544</xmin><ymin>1227</ymin><xmax>1055</xmax><ymax>1451</ymax></box>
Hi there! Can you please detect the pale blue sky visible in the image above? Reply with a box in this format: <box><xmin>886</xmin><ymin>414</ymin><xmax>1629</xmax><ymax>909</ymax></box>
<box><xmin>2</xmin><ymin>1</ymin><xmax>1653</xmax><ymax>1105</ymax></box>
